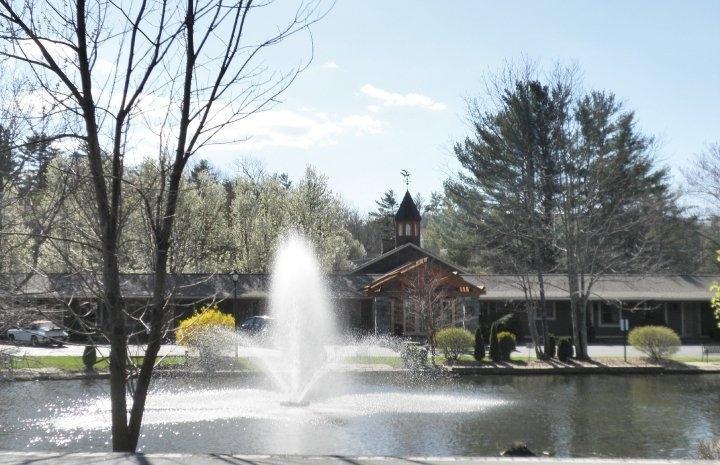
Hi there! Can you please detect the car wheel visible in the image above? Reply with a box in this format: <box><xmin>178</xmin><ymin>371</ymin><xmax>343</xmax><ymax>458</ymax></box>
<box><xmin>8</xmin><ymin>334</ymin><xmax>15</xmax><ymax>344</ymax></box>
<box><xmin>31</xmin><ymin>336</ymin><xmax>39</xmax><ymax>347</ymax></box>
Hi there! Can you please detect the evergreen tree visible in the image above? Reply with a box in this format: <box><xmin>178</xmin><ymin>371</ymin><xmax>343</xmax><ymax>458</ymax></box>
<box><xmin>189</xmin><ymin>159</ymin><xmax>219</xmax><ymax>185</ymax></box>
<box><xmin>0</xmin><ymin>125</ymin><xmax>17</xmax><ymax>191</ymax></box>
<box><xmin>369</xmin><ymin>189</ymin><xmax>398</xmax><ymax>252</ymax></box>
<box><xmin>473</xmin><ymin>326</ymin><xmax>485</xmax><ymax>362</ymax></box>
<box><xmin>436</xmin><ymin>69</ymin><xmax>690</xmax><ymax>359</ymax></box>
<box><xmin>20</xmin><ymin>132</ymin><xmax>60</xmax><ymax>193</ymax></box>
<box><xmin>488</xmin><ymin>322</ymin><xmax>500</xmax><ymax>362</ymax></box>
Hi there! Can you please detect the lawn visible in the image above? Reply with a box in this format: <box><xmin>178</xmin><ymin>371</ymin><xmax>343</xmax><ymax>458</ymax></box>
<box><xmin>342</xmin><ymin>355</ymin><xmax>403</xmax><ymax>367</ymax></box>
<box><xmin>10</xmin><ymin>355</ymin><xmax>187</xmax><ymax>371</ymax></box>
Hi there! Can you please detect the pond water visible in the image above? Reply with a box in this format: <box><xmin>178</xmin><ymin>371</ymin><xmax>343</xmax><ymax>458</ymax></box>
<box><xmin>0</xmin><ymin>373</ymin><xmax>718</xmax><ymax>458</ymax></box>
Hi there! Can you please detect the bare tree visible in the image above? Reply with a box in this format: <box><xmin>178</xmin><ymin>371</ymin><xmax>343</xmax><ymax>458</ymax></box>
<box><xmin>0</xmin><ymin>0</ymin><xmax>329</xmax><ymax>451</ymax></box>
<box><xmin>399</xmin><ymin>258</ymin><xmax>472</xmax><ymax>362</ymax></box>
<box><xmin>685</xmin><ymin>143</ymin><xmax>720</xmax><ymax>213</ymax></box>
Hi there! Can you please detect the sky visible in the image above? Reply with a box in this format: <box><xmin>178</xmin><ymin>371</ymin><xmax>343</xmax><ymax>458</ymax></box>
<box><xmin>198</xmin><ymin>0</ymin><xmax>720</xmax><ymax>214</ymax></box>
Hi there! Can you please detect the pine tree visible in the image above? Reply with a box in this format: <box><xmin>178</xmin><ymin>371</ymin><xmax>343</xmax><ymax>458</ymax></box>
<box><xmin>474</xmin><ymin>326</ymin><xmax>485</xmax><ymax>362</ymax></box>
<box><xmin>20</xmin><ymin>132</ymin><xmax>60</xmax><ymax>193</ymax></box>
<box><xmin>0</xmin><ymin>125</ymin><xmax>17</xmax><ymax>192</ymax></box>
<box><xmin>369</xmin><ymin>189</ymin><xmax>397</xmax><ymax>250</ymax></box>
<box><xmin>488</xmin><ymin>322</ymin><xmax>500</xmax><ymax>362</ymax></box>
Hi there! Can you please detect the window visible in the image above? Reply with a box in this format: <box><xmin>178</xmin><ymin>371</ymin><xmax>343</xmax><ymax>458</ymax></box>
<box><xmin>599</xmin><ymin>304</ymin><xmax>620</xmax><ymax>327</ymax></box>
<box><xmin>397</xmin><ymin>223</ymin><xmax>402</xmax><ymax>236</ymax></box>
<box><xmin>534</xmin><ymin>303</ymin><xmax>556</xmax><ymax>320</ymax></box>
<box><xmin>405</xmin><ymin>223</ymin><xmax>411</xmax><ymax>236</ymax></box>
<box><xmin>403</xmin><ymin>300</ymin><xmax>416</xmax><ymax>333</ymax></box>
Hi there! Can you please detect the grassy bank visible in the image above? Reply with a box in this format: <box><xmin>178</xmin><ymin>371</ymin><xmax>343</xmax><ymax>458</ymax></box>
<box><xmin>10</xmin><ymin>355</ymin><xmax>187</xmax><ymax>371</ymax></box>
<box><xmin>6</xmin><ymin>353</ymin><xmax>720</xmax><ymax>373</ymax></box>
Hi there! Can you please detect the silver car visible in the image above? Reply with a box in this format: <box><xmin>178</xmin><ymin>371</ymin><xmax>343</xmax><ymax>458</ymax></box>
<box><xmin>7</xmin><ymin>320</ymin><xmax>68</xmax><ymax>346</ymax></box>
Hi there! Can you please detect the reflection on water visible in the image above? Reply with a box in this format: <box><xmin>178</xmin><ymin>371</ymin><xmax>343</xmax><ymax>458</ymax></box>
<box><xmin>0</xmin><ymin>373</ymin><xmax>718</xmax><ymax>458</ymax></box>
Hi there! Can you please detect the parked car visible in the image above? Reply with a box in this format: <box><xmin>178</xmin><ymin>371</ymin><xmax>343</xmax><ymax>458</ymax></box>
<box><xmin>6</xmin><ymin>320</ymin><xmax>68</xmax><ymax>346</ymax></box>
<box><xmin>239</xmin><ymin>315</ymin><xmax>274</xmax><ymax>334</ymax></box>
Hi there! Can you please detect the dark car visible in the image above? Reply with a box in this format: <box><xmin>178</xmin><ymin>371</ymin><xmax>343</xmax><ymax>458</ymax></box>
<box><xmin>240</xmin><ymin>315</ymin><xmax>274</xmax><ymax>333</ymax></box>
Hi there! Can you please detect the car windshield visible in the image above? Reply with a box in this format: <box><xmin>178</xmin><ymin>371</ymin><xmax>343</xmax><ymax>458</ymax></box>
<box><xmin>38</xmin><ymin>323</ymin><xmax>61</xmax><ymax>331</ymax></box>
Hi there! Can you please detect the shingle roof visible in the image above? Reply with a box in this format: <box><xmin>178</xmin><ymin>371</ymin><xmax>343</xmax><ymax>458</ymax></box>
<box><xmin>465</xmin><ymin>274</ymin><xmax>720</xmax><ymax>302</ymax></box>
<box><xmin>1</xmin><ymin>273</ymin><xmax>717</xmax><ymax>302</ymax></box>
<box><xmin>349</xmin><ymin>242</ymin><xmax>466</xmax><ymax>275</ymax></box>
<box><xmin>395</xmin><ymin>190</ymin><xmax>421</xmax><ymax>222</ymax></box>
<box><xmin>0</xmin><ymin>273</ymin><xmax>376</xmax><ymax>300</ymax></box>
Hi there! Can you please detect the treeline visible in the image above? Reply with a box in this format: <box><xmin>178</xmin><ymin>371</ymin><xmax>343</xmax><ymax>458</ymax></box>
<box><xmin>0</xmin><ymin>138</ymin><xmax>366</xmax><ymax>275</ymax></box>
<box><xmin>418</xmin><ymin>68</ymin><xmax>720</xmax><ymax>358</ymax></box>
<box><xmin>422</xmin><ymin>72</ymin><xmax>718</xmax><ymax>276</ymax></box>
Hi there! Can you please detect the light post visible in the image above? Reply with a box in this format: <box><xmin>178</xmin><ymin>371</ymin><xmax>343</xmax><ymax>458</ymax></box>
<box><xmin>231</xmin><ymin>269</ymin><xmax>240</xmax><ymax>358</ymax></box>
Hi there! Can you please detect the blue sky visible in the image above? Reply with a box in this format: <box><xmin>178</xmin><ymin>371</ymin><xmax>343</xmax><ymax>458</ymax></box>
<box><xmin>201</xmin><ymin>0</ymin><xmax>720</xmax><ymax>213</ymax></box>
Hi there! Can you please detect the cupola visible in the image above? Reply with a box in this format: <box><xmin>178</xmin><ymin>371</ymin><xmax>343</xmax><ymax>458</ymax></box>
<box><xmin>395</xmin><ymin>190</ymin><xmax>421</xmax><ymax>248</ymax></box>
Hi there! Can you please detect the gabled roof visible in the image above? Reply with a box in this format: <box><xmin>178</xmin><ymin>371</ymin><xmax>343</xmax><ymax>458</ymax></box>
<box><xmin>0</xmin><ymin>273</ymin><xmax>375</xmax><ymax>300</ymax></box>
<box><xmin>395</xmin><ymin>190</ymin><xmax>421</xmax><ymax>222</ymax></box>
<box><xmin>349</xmin><ymin>242</ymin><xmax>467</xmax><ymax>275</ymax></box>
<box><xmin>364</xmin><ymin>257</ymin><xmax>485</xmax><ymax>297</ymax></box>
<box><xmin>465</xmin><ymin>274</ymin><xmax>720</xmax><ymax>302</ymax></box>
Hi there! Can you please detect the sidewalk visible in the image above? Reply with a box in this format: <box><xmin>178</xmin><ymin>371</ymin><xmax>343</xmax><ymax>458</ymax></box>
<box><xmin>0</xmin><ymin>451</ymin><xmax>713</xmax><ymax>465</ymax></box>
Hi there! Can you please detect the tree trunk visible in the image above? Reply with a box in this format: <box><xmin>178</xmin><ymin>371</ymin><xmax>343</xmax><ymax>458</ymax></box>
<box><xmin>536</xmin><ymin>271</ymin><xmax>549</xmax><ymax>358</ymax></box>
<box><xmin>105</xmin><ymin>248</ymin><xmax>131</xmax><ymax>451</ymax></box>
<box><xmin>527</xmin><ymin>304</ymin><xmax>543</xmax><ymax>358</ymax></box>
<box><xmin>578</xmin><ymin>295</ymin><xmax>589</xmax><ymax>360</ymax></box>
<box><xmin>567</xmin><ymin>257</ymin><xmax>583</xmax><ymax>360</ymax></box>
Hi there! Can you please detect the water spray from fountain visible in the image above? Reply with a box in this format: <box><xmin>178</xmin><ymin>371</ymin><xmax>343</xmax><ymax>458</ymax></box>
<box><xmin>261</xmin><ymin>233</ymin><xmax>337</xmax><ymax>406</ymax></box>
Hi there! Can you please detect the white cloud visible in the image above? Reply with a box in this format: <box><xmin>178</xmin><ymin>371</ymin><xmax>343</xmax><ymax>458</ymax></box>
<box><xmin>321</xmin><ymin>61</ymin><xmax>339</xmax><ymax>69</ymax></box>
<box><xmin>360</xmin><ymin>84</ymin><xmax>446</xmax><ymax>111</ymax></box>
<box><xmin>213</xmin><ymin>109</ymin><xmax>383</xmax><ymax>151</ymax></box>
<box><xmin>95</xmin><ymin>59</ymin><xmax>114</xmax><ymax>74</ymax></box>
<box><xmin>367</xmin><ymin>105</ymin><xmax>380</xmax><ymax>113</ymax></box>
<box><xmin>17</xmin><ymin>39</ymin><xmax>75</xmax><ymax>62</ymax></box>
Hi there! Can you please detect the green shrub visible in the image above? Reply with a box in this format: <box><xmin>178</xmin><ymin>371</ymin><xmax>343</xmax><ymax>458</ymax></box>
<box><xmin>82</xmin><ymin>345</ymin><xmax>97</xmax><ymax>372</ymax></box>
<box><xmin>435</xmin><ymin>327</ymin><xmax>474</xmax><ymax>364</ymax></box>
<box><xmin>557</xmin><ymin>337</ymin><xmax>573</xmax><ymax>362</ymax></box>
<box><xmin>496</xmin><ymin>331</ymin><xmax>516</xmax><ymax>361</ymax></box>
<box><xmin>474</xmin><ymin>326</ymin><xmax>485</xmax><ymax>362</ymax></box>
<box><xmin>400</xmin><ymin>343</ymin><xmax>428</xmax><ymax>370</ymax></box>
<box><xmin>628</xmin><ymin>325</ymin><xmax>681</xmax><ymax>361</ymax></box>
<box><xmin>488</xmin><ymin>322</ymin><xmax>501</xmax><ymax>362</ymax></box>
<box><xmin>544</xmin><ymin>334</ymin><xmax>556</xmax><ymax>359</ymax></box>
<box><xmin>494</xmin><ymin>313</ymin><xmax>524</xmax><ymax>341</ymax></box>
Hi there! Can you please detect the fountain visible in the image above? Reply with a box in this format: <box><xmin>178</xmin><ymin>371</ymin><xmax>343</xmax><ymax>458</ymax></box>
<box><xmin>25</xmin><ymin>234</ymin><xmax>512</xmax><ymax>454</ymax></box>
<box><xmin>259</xmin><ymin>233</ymin><xmax>338</xmax><ymax>406</ymax></box>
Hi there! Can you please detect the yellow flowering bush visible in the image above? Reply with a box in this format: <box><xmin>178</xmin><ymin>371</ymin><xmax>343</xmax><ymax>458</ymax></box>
<box><xmin>176</xmin><ymin>305</ymin><xmax>235</xmax><ymax>347</ymax></box>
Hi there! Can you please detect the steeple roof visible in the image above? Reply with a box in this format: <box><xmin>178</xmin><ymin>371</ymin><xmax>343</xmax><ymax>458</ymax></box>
<box><xmin>394</xmin><ymin>190</ymin><xmax>421</xmax><ymax>222</ymax></box>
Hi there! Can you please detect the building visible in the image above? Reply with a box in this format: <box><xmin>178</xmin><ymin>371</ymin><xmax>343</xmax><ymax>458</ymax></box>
<box><xmin>2</xmin><ymin>191</ymin><xmax>718</xmax><ymax>342</ymax></box>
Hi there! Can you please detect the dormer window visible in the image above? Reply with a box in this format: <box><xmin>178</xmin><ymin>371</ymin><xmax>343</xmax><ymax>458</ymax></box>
<box><xmin>405</xmin><ymin>223</ymin><xmax>411</xmax><ymax>236</ymax></box>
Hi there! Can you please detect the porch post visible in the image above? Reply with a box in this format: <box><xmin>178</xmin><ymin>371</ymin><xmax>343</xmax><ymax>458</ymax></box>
<box><xmin>373</xmin><ymin>297</ymin><xmax>378</xmax><ymax>335</ymax></box>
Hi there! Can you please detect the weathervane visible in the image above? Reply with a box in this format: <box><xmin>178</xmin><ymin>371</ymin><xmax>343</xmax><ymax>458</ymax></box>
<box><xmin>400</xmin><ymin>169</ymin><xmax>410</xmax><ymax>188</ymax></box>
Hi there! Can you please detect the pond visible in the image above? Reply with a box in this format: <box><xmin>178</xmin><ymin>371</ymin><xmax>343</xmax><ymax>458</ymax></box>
<box><xmin>0</xmin><ymin>373</ymin><xmax>718</xmax><ymax>458</ymax></box>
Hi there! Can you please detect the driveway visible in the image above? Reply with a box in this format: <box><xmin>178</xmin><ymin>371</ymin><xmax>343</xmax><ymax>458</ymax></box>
<box><xmin>586</xmin><ymin>344</ymin><xmax>707</xmax><ymax>359</ymax></box>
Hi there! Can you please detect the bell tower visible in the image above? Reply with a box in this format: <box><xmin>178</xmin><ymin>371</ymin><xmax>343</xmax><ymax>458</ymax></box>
<box><xmin>395</xmin><ymin>190</ymin><xmax>421</xmax><ymax>248</ymax></box>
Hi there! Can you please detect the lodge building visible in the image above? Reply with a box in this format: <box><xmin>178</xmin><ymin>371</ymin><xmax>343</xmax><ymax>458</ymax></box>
<box><xmin>2</xmin><ymin>191</ymin><xmax>718</xmax><ymax>342</ymax></box>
